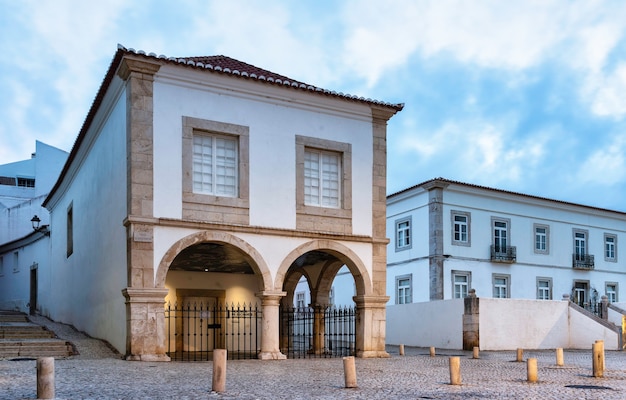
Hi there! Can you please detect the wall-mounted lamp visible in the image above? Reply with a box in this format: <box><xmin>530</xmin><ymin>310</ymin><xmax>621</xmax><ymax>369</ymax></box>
<box><xmin>31</xmin><ymin>215</ymin><xmax>41</xmax><ymax>231</ymax></box>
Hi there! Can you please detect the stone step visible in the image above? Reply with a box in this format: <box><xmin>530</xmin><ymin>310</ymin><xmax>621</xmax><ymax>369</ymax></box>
<box><xmin>0</xmin><ymin>331</ymin><xmax>56</xmax><ymax>339</ymax></box>
<box><xmin>0</xmin><ymin>339</ymin><xmax>74</xmax><ymax>358</ymax></box>
<box><xmin>0</xmin><ymin>315</ymin><xmax>29</xmax><ymax>323</ymax></box>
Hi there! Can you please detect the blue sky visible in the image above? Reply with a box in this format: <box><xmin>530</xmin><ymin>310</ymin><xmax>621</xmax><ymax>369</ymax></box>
<box><xmin>2</xmin><ymin>1</ymin><xmax>626</xmax><ymax>210</ymax></box>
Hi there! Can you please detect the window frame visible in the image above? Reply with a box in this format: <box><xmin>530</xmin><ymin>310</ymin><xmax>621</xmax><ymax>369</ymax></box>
<box><xmin>303</xmin><ymin>148</ymin><xmax>341</xmax><ymax>208</ymax></box>
<box><xmin>536</xmin><ymin>277</ymin><xmax>552</xmax><ymax>300</ymax></box>
<box><xmin>295</xmin><ymin>135</ymin><xmax>352</xmax><ymax>225</ymax></box>
<box><xmin>606</xmin><ymin>282</ymin><xmax>618</xmax><ymax>303</ymax></box>
<box><xmin>395</xmin><ymin>216</ymin><xmax>412</xmax><ymax>251</ymax></box>
<box><xmin>573</xmin><ymin>229</ymin><xmax>589</xmax><ymax>259</ymax></box>
<box><xmin>395</xmin><ymin>274</ymin><xmax>412</xmax><ymax>305</ymax></box>
<box><xmin>451</xmin><ymin>270</ymin><xmax>471</xmax><ymax>299</ymax></box>
<box><xmin>533</xmin><ymin>224</ymin><xmax>550</xmax><ymax>255</ymax></box>
<box><xmin>191</xmin><ymin>133</ymin><xmax>239</xmax><ymax>197</ymax></box>
<box><xmin>492</xmin><ymin>273</ymin><xmax>511</xmax><ymax>299</ymax></box>
<box><xmin>491</xmin><ymin>217</ymin><xmax>511</xmax><ymax>253</ymax></box>
<box><xmin>451</xmin><ymin>211</ymin><xmax>471</xmax><ymax>247</ymax></box>
<box><xmin>604</xmin><ymin>234</ymin><xmax>617</xmax><ymax>262</ymax></box>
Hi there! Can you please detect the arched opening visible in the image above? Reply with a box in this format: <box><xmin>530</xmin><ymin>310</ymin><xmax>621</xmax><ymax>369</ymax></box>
<box><xmin>277</xmin><ymin>242</ymin><xmax>370</xmax><ymax>358</ymax></box>
<box><xmin>158</xmin><ymin>232</ymin><xmax>271</xmax><ymax>361</ymax></box>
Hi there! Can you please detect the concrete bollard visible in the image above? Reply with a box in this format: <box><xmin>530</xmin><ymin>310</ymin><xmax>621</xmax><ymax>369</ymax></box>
<box><xmin>430</xmin><ymin>346</ymin><xmax>436</xmax><ymax>357</ymax></box>
<box><xmin>399</xmin><ymin>344</ymin><xmax>405</xmax><ymax>356</ymax></box>
<box><xmin>516</xmin><ymin>348</ymin><xmax>524</xmax><ymax>362</ymax></box>
<box><xmin>212</xmin><ymin>349</ymin><xmax>227</xmax><ymax>393</ymax></box>
<box><xmin>592</xmin><ymin>343</ymin><xmax>603</xmax><ymax>378</ymax></box>
<box><xmin>595</xmin><ymin>340</ymin><xmax>605</xmax><ymax>371</ymax></box>
<box><xmin>472</xmin><ymin>346</ymin><xmax>480</xmax><ymax>359</ymax></box>
<box><xmin>555</xmin><ymin>348</ymin><xmax>564</xmax><ymax>366</ymax></box>
<box><xmin>527</xmin><ymin>358</ymin><xmax>538</xmax><ymax>383</ymax></box>
<box><xmin>343</xmin><ymin>356</ymin><xmax>357</xmax><ymax>388</ymax></box>
<box><xmin>37</xmin><ymin>357</ymin><xmax>55</xmax><ymax>399</ymax></box>
<box><xmin>449</xmin><ymin>357</ymin><xmax>461</xmax><ymax>385</ymax></box>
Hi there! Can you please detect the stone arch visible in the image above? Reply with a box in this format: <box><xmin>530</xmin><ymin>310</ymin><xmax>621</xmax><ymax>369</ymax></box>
<box><xmin>274</xmin><ymin>240</ymin><xmax>372</xmax><ymax>297</ymax></box>
<box><xmin>155</xmin><ymin>230</ymin><xmax>273</xmax><ymax>292</ymax></box>
<box><xmin>281</xmin><ymin>268</ymin><xmax>314</xmax><ymax>307</ymax></box>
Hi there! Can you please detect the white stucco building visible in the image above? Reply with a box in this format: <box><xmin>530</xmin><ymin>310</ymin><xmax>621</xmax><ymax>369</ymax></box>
<box><xmin>0</xmin><ymin>141</ymin><xmax>68</xmax><ymax>314</ymax></box>
<box><xmin>1</xmin><ymin>45</ymin><xmax>403</xmax><ymax>361</ymax></box>
<box><xmin>386</xmin><ymin>178</ymin><xmax>626</xmax><ymax>306</ymax></box>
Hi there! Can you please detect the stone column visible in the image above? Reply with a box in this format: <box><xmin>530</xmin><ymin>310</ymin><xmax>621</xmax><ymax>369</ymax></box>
<box><xmin>463</xmin><ymin>289</ymin><xmax>479</xmax><ymax>350</ymax></box>
<box><xmin>122</xmin><ymin>288</ymin><xmax>170</xmax><ymax>361</ymax></box>
<box><xmin>422</xmin><ymin>180</ymin><xmax>449</xmax><ymax>300</ymax></box>
<box><xmin>257</xmin><ymin>291</ymin><xmax>287</xmax><ymax>360</ymax></box>
<box><xmin>600</xmin><ymin>295</ymin><xmax>609</xmax><ymax>320</ymax></box>
<box><xmin>353</xmin><ymin>295</ymin><xmax>390</xmax><ymax>358</ymax></box>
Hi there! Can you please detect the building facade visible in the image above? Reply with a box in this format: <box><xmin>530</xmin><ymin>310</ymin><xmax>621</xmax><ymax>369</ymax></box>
<box><xmin>387</xmin><ymin>178</ymin><xmax>626</xmax><ymax>307</ymax></box>
<box><xmin>12</xmin><ymin>46</ymin><xmax>403</xmax><ymax>361</ymax></box>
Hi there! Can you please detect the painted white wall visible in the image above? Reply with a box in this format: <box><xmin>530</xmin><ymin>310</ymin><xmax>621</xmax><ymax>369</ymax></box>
<box><xmin>151</xmin><ymin>67</ymin><xmax>374</xmax><ymax>236</ymax></box>
<box><xmin>165</xmin><ymin>271</ymin><xmax>260</xmax><ymax>306</ymax></box>
<box><xmin>386</xmin><ymin>299</ymin><xmax>464</xmax><ymax>349</ymax></box>
<box><xmin>46</xmin><ymin>86</ymin><xmax>128</xmax><ymax>353</ymax></box>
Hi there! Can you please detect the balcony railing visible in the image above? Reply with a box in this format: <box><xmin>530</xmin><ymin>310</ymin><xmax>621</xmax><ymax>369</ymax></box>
<box><xmin>490</xmin><ymin>245</ymin><xmax>516</xmax><ymax>263</ymax></box>
<box><xmin>572</xmin><ymin>254</ymin><xmax>594</xmax><ymax>270</ymax></box>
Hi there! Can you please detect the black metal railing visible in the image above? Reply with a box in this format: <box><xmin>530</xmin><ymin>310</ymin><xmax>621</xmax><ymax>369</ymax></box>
<box><xmin>572</xmin><ymin>254</ymin><xmax>595</xmax><ymax>269</ymax></box>
<box><xmin>490</xmin><ymin>245</ymin><xmax>516</xmax><ymax>263</ymax></box>
<box><xmin>280</xmin><ymin>305</ymin><xmax>356</xmax><ymax>359</ymax></box>
<box><xmin>165</xmin><ymin>302</ymin><xmax>261</xmax><ymax>361</ymax></box>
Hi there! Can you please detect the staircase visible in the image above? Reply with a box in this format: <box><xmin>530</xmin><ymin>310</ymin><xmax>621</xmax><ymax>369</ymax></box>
<box><xmin>0</xmin><ymin>311</ymin><xmax>74</xmax><ymax>358</ymax></box>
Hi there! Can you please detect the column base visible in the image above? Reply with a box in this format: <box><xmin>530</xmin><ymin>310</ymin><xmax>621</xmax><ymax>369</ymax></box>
<box><xmin>126</xmin><ymin>354</ymin><xmax>171</xmax><ymax>362</ymax></box>
<box><xmin>357</xmin><ymin>350</ymin><xmax>390</xmax><ymax>358</ymax></box>
<box><xmin>258</xmin><ymin>351</ymin><xmax>287</xmax><ymax>360</ymax></box>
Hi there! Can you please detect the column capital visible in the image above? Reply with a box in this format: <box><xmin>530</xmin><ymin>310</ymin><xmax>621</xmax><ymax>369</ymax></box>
<box><xmin>256</xmin><ymin>291</ymin><xmax>287</xmax><ymax>306</ymax></box>
<box><xmin>352</xmin><ymin>295</ymin><xmax>390</xmax><ymax>308</ymax></box>
<box><xmin>117</xmin><ymin>57</ymin><xmax>161</xmax><ymax>81</ymax></box>
<box><xmin>122</xmin><ymin>288</ymin><xmax>169</xmax><ymax>302</ymax></box>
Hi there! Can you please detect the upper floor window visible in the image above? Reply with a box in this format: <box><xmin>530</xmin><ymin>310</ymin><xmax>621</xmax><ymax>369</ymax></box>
<box><xmin>193</xmin><ymin>134</ymin><xmax>238</xmax><ymax>197</ymax></box>
<box><xmin>17</xmin><ymin>177</ymin><xmax>35</xmax><ymax>188</ymax></box>
<box><xmin>304</xmin><ymin>149</ymin><xmax>341</xmax><ymax>208</ymax></box>
<box><xmin>493</xmin><ymin>219</ymin><xmax>508</xmax><ymax>252</ymax></box>
<box><xmin>493</xmin><ymin>274</ymin><xmax>510</xmax><ymax>298</ymax></box>
<box><xmin>534</xmin><ymin>224</ymin><xmax>549</xmax><ymax>254</ymax></box>
<box><xmin>605</xmin><ymin>234</ymin><xmax>617</xmax><ymax>262</ymax></box>
<box><xmin>451</xmin><ymin>211</ymin><xmax>470</xmax><ymax>246</ymax></box>
<box><xmin>452</xmin><ymin>270</ymin><xmax>471</xmax><ymax>298</ymax></box>
<box><xmin>396</xmin><ymin>274</ymin><xmax>412</xmax><ymax>304</ymax></box>
<box><xmin>295</xmin><ymin>292</ymin><xmax>306</xmax><ymax>309</ymax></box>
<box><xmin>574</xmin><ymin>230</ymin><xmax>587</xmax><ymax>259</ymax></box>
<box><xmin>395</xmin><ymin>216</ymin><xmax>412</xmax><ymax>251</ymax></box>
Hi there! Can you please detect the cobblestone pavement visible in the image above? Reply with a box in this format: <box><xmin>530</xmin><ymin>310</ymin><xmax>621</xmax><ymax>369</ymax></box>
<box><xmin>2</xmin><ymin>316</ymin><xmax>626</xmax><ymax>399</ymax></box>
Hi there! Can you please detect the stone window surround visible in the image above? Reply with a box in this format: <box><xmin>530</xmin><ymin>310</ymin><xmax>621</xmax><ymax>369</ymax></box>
<box><xmin>395</xmin><ymin>273</ymin><xmax>412</xmax><ymax>305</ymax></box>
<box><xmin>451</xmin><ymin>210</ymin><xmax>471</xmax><ymax>247</ymax></box>
<box><xmin>182</xmin><ymin>116</ymin><xmax>250</xmax><ymax>219</ymax></box>
<box><xmin>295</xmin><ymin>135</ymin><xmax>352</xmax><ymax>226</ymax></box>
<box><xmin>536</xmin><ymin>277</ymin><xmax>552</xmax><ymax>300</ymax></box>
<box><xmin>533</xmin><ymin>223</ymin><xmax>550</xmax><ymax>255</ymax></box>
<box><xmin>451</xmin><ymin>270</ymin><xmax>471</xmax><ymax>299</ymax></box>
<box><xmin>492</xmin><ymin>273</ymin><xmax>511</xmax><ymax>298</ymax></box>
<box><xmin>394</xmin><ymin>216</ymin><xmax>412</xmax><ymax>252</ymax></box>
<box><xmin>605</xmin><ymin>281</ymin><xmax>619</xmax><ymax>302</ymax></box>
<box><xmin>604</xmin><ymin>233</ymin><xmax>618</xmax><ymax>262</ymax></box>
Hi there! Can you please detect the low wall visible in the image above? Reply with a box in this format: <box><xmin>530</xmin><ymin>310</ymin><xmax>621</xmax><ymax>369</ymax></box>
<box><xmin>386</xmin><ymin>299</ymin><xmax>463</xmax><ymax>349</ymax></box>
<box><xmin>386</xmin><ymin>298</ymin><xmax>622</xmax><ymax>350</ymax></box>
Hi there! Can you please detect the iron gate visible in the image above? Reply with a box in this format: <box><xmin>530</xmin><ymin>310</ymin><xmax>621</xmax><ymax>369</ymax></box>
<box><xmin>165</xmin><ymin>302</ymin><xmax>261</xmax><ymax>361</ymax></box>
<box><xmin>280</xmin><ymin>305</ymin><xmax>356</xmax><ymax>358</ymax></box>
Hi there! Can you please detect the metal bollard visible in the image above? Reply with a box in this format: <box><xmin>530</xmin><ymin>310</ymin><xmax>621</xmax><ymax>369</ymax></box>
<box><xmin>472</xmin><ymin>346</ymin><xmax>479</xmax><ymax>359</ymax></box>
<box><xmin>399</xmin><ymin>344</ymin><xmax>404</xmax><ymax>356</ymax></box>
<box><xmin>212</xmin><ymin>349</ymin><xmax>227</xmax><ymax>393</ymax></box>
<box><xmin>343</xmin><ymin>356</ymin><xmax>357</xmax><ymax>388</ymax></box>
<box><xmin>516</xmin><ymin>348</ymin><xmax>524</xmax><ymax>362</ymax></box>
<box><xmin>555</xmin><ymin>348</ymin><xmax>564</xmax><ymax>366</ymax></box>
<box><xmin>37</xmin><ymin>357</ymin><xmax>55</xmax><ymax>399</ymax></box>
<box><xmin>449</xmin><ymin>357</ymin><xmax>461</xmax><ymax>385</ymax></box>
<box><xmin>429</xmin><ymin>346</ymin><xmax>436</xmax><ymax>357</ymax></box>
<box><xmin>527</xmin><ymin>358</ymin><xmax>538</xmax><ymax>383</ymax></box>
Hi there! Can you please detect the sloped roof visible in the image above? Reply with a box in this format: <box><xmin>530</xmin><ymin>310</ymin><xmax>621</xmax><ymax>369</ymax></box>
<box><xmin>389</xmin><ymin>177</ymin><xmax>626</xmax><ymax>216</ymax></box>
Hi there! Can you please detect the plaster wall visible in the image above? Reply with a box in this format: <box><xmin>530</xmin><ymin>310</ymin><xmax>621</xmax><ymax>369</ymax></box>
<box><xmin>151</xmin><ymin>67</ymin><xmax>374</xmax><ymax>235</ymax></box>
<box><xmin>386</xmin><ymin>299</ymin><xmax>464</xmax><ymax>349</ymax></box>
<box><xmin>46</xmin><ymin>86</ymin><xmax>128</xmax><ymax>353</ymax></box>
<box><xmin>164</xmin><ymin>270</ymin><xmax>260</xmax><ymax>305</ymax></box>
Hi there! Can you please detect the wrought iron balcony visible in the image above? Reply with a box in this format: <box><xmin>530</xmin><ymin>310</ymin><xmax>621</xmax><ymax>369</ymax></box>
<box><xmin>490</xmin><ymin>245</ymin><xmax>516</xmax><ymax>263</ymax></box>
<box><xmin>572</xmin><ymin>254</ymin><xmax>594</xmax><ymax>270</ymax></box>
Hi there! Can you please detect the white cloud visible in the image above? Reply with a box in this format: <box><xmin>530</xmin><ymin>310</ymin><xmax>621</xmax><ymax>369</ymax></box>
<box><xmin>575</xmin><ymin>133</ymin><xmax>626</xmax><ymax>185</ymax></box>
<box><xmin>584</xmin><ymin>63</ymin><xmax>626</xmax><ymax>118</ymax></box>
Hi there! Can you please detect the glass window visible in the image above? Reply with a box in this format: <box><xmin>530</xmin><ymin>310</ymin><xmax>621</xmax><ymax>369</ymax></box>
<box><xmin>193</xmin><ymin>134</ymin><xmax>238</xmax><ymax>197</ymax></box>
<box><xmin>451</xmin><ymin>211</ymin><xmax>471</xmax><ymax>246</ymax></box>
<box><xmin>537</xmin><ymin>278</ymin><xmax>552</xmax><ymax>300</ymax></box>
<box><xmin>606</xmin><ymin>283</ymin><xmax>618</xmax><ymax>303</ymax></box>
<box><xmin>493</xmin><ymin>274</ymin><xmax>510</xmax><ymax>298</ymax></box>
<box><xmin>605</xmin><ymin>234</ymin><xmax>617</xmax><ymax>262</ymax></box>
<box><xmin>295</xmin><ymin>292</ymin><xmax>306</xmax><ymax>309</ymax></box>
<box><xmin>304</xmin><ymin>149</ymin><xmax>340</xmax><ymax>208</ymax></box>
<box><xmin>396</xmin><ymin>275</ymin><xmax>412</xmax><ymax>304</ymax></box>
<box><xmin>452</xmin><ymin>271</ymin><xmax>471</xmax><ymax>298</ymax></box>
<box><xmin>574</xmin><ymin>231</ymin><xmax>587</xmax><ymax>259</ymax></box>
<box><xmin>395</xmin><ymin>217</ymin><xmax>412</xmax><ymax>251</ymax></box>
<box><xmin>534</xmin><ymin>224</ymin><xmax>549</xmax><ymax>254</ymax></box>
<box><xmin>494</xmin><ymin>220</ymin><xmax>508</xmax><ymax>253</ymax></box>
